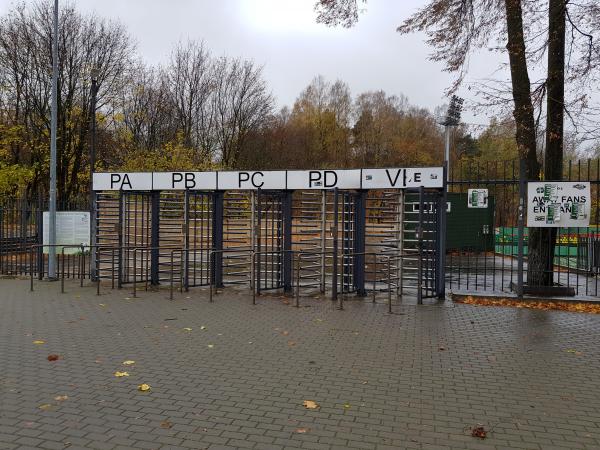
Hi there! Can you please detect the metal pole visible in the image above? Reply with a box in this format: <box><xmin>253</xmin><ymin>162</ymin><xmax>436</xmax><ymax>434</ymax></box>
<box><xmin>320</xmin><ymin>190</ymin><xmax>326</xmax><ymax>293</ymax></box>
<box><xmin>517</xmin><ymin>159</ymin><xmax>526</xmax><ymax>298</ymax></box>
<box><xmin>437</xmin><ymin>163</ymin><xmax>448</xmax><ymax>299</ymax></box>
<box><xmin>444</xmin><ymin>125</ymin><xmax>451</xmax><ymax>183</ymax></box>
<box><xmin>89</xmin><ymin>72</ymin><xmax>98</xmax><ymax>281</ymax></box>
<box><xmin>332</xmin><ymin>188</ymin><xmax>339</xmax><ymax>302</ymax></box>
<box><xmin>48</xmin><ymin>0</ymin><xmax>59</xmax><ymax>280</ymax></box>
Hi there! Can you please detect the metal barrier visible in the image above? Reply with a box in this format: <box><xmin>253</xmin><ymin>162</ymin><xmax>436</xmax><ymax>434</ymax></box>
<box><xmin>208</xmin><ymin>249</ymin><xmax>255</xmax><ymax>303</ymax></box>
<box><xmin>292</xmin><ymin>250</ymin><xmax>396</xmax><ymax>311</ymax></box>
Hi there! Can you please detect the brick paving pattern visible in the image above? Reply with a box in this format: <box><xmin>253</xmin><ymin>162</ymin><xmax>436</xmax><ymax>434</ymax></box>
<box><xmin>1</xmin><ymin>279</ymin><xmax>600</xmax><ymax>449</ymax></box>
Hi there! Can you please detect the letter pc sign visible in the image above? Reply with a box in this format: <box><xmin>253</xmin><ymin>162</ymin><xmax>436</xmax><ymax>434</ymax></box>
<box><xmin>527</xmin><ymin>181</ymin><xmax>591</xmax><ymax>227</ymax></box>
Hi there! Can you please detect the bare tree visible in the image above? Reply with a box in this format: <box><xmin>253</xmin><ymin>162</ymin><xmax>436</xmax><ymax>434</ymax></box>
<box><xmin>212</xmin><ymin>57</ymin><xmax>273</xmax><ymax>167</ymax></box>
<box><xmin>315</xmin><ymin>0</ymin><xmax>600</xmax><ymax>286</ymax></box>
<box><xmin>0</xmin><ymin>1</ymin><xmax>134</xmax><ymax>201</ymax></box>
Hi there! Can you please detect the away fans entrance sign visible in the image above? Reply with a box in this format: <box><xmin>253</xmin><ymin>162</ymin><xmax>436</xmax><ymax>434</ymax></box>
<box><xmin>527</xmin><ymin>181</ymin><xmax>591</xmax><ymax>227</ymax></box>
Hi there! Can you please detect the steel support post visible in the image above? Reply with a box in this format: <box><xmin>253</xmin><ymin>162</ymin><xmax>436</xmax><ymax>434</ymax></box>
<box><xmin>36</xmin><ymin>198</ymin><xmax>44</xmax><ymax>279</ymax></box>
<box><xmin>150</xmin><ymin>191</ymin><xmax>160</xmax><ymax>285</ymax></box>
<box><xmin>417</xmin><ymin>186</ymin><xmax>424</xmax><ymax>305</ymax></box>
<box><xmin>117</xmin><ymin>191</ymin><xmax>124</xmax><ymax>288</ymax></box>
<box><xmin>90</xmin><ymin>191</ymin><xmax>98</xmax><ymax>281</ymax></box>
<box><xmin>332</xmin><ymin>188</ymin><xmax>339</xmax><ymax>301</ymax></box>
<box><xmin>282</xmin><ymin>190</ymin><xmax>293</xmax><ymax>293</ymax></box>
<box><xmin>256</xmin><ymin>188</ymin><xmax>262</xmax><ymax>295</ymax></box>
<box><xmin>320</xmin><ymin>190</ymin><xmax>327</xmax><ymax>293</ymax></box>
<box><xmin>353</xmin><ymin>190</ymin><xmax>367</xmax><ymax>296</ymax></box>
<box><xmin>517</xmin><ymin>159</ymin><xmax>526</xmax><ymax>298</ymax></box>
<box><xmin>436</xmin><ymin>165</ymin><xmax>448</xmax><ymax>298</ymax></box>
<box><xmin>183</xmin><ymin>190</ymin><xmax>190</xmax><ymax>290</ymax></box>
<box><xmin>212</xmin><ymin>191</ymin><xmax>224</xmax><ymax>288</ymax></box>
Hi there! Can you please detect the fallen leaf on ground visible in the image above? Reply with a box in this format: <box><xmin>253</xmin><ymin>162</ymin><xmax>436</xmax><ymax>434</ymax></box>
<box><xmin>566</xmin><ymin>349</ymin><xmax>583</xmax><ymax>355</ymax></box>
<box><xmin>362</xmin><ymin>381</ymin><xmax>368</xmax><ymax>385</ymax></box>
<box><xmin>456</xmin><ymin>296</ymin><xmax>600</xmax><ymax>315</ymax></box>
<box><xmin>114</xmin><ymin>371</ymin><xmax>129</xmax><ymax>377</ymax></box>
<box><xmin>47</xmin><ymin>354</ymin><xmax>60</xmax><ymax>362</ymax></box>
<box><xmin>287</xmin><ymin>341</ymin><xmax>296</xmax><ymax>347</ymax></box>
<box><xmin>138</xmin><ymin>383</ymin><xmax>151</xmax><ymax>392</ymax></box>
<box><xmin>207</xmin><ymin>344</ymin><xmax>214</xmax><ymax>349</ymax></box>
<box><xmin>54</xmin><ymin>395</ymin><xmax>68</xmax><ymax>401</ymax></box>
<box><xmin>282</xmin><ymin>331</ymin><xmax>289</xmax><ymax>336</ymax></box>
<box><xmin>200</xmin><ymin>326</ymin><xmax>206</xmax><ymax>330</ymax></box>
<box><xmin>343</xmin><ymin>403</ymin><xmax>351</xmax><ymax>409</ymax></box>
<box><xmin>439</xmin><ymin>346</ymin><xmax>446</xmax><ymax>351</ymax></box>
<box><xmin>303</xmin><ymin>400</ymin><xmax>319</xmax><ymax>410</ymax></box>
<box><xmin>33</xmin><ymin>340</ymin><xmax>45</xmax><ymax>345</ymax></box>
<box><xmin>295</xmin><ymin>427</ymin><xmax>309</xmax><ymax>433</ymax></box>
<box><xmin>122</xmin><ymin>360</ymin><xmax>135</xmax><ymax>365</ymax></box>
<box><xmin>160</xmin><ymin>420</ymin><xmax>172</xmax><ymax>429</ymax></box>
<box><xmin>99</xmin><ymin>304</ymin><xmax>106</xmax><ymax>307</ymax></box>
<box><xmin>183</xmin><ymin>327</ymin><xmax>192</xmax><ymax>331</ymax></box>
<box><xmin>471</xmin><ymin>425</ymin><xmax>487</xmax><ymax>439</ymax></box>
<box><xmin>38</xmin><ymin>404</ymin><xmax>52</xmax><ymax>410</ymax></box>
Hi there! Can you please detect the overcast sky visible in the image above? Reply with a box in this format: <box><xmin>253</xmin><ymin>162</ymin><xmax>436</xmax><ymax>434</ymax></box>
<box><xmin>0</xmin><ymin>0</ymin><xmax>507</xmax><ymax>125</ymax></box>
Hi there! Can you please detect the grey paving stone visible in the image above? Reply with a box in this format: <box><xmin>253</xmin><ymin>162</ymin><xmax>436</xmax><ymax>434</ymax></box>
<box><xmin>0</xmin><ymin>279</ymin><xmax>599</xmax><ymax>450</ymax></box>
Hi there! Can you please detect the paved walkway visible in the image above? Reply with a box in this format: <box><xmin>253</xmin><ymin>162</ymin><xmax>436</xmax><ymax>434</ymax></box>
<box><xmin>1</xmin><ymin>280</ymin><xmax>600</xmax><ymax>450</ymax></box>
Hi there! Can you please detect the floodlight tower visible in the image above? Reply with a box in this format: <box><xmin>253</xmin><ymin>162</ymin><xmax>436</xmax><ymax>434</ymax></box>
<box><xmin>442</xmin><ymin>95</ymin><xmax>464</xmax><ymax>183</ymax></box>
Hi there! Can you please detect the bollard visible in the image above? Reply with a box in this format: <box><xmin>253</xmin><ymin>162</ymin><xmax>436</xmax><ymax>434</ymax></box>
<box><xmin>295</xmin><ymin>255</ymin><xmax>300</xmax><ymax>308</ymax></box>
<box><xmin>372</xmin><ymin>258</ymin><xmax>377</xmax><ymax>303</ymax></box>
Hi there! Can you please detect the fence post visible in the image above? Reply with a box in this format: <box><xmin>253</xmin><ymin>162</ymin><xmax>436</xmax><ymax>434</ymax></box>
<box><xmin>353</xmin><ymin>190</ymin><xmax>367</xmax><ymax>297</ymax></box>
<box><xmin>150</xmin><ymin>191</ymin><xmax>160</xmax><ymax>285</ymax></box>
<box><xmin>417</xmin><ymin>186</ymin><xmax>424</xmax><ymax>305</ymax></box>
<box><xmin>282</xmin><ymin>190</ymin><xmax>293</xmax><ymax>293</ymax></box>
<box><xmin>256</xmin><ymin>188</ymin><xmax>262</xmax><ymax>296</ymax></box>
<box><xmin>183</xmin><ymin>190</ymin><xmax>190</xmax><ymax>290</ymax></box>
<box><xmin>36</xmin><ymin>199</ymin><xmax>44</xmax><ymax>279</ymax></box>
<box><xmin>332</xmin><ymin>187</ymin><xmax>339</xmax><ymax>302</ymax></box>
<box><xmin>117</xmin><ymin>191</ymin><xmax>124</xmax><ymax>289</ymax></box>
<box><xmin>517</xmin><ymin>159</ymin><xmax>526</xmax><ymax>298</ymax></box>
<box><xmin>436</xmin><ymin>163</ymin><xmax>448</xmax><ymax>299</ymax></box>
<box><xmin>211</xmin><ymin>191</ymin><xmax>224</xmax><ymax>288</ymax></box>
<box><xmin>90</xmin><ymin>191</ymin><xmax>98</xmax><ymax>281</ymax></box>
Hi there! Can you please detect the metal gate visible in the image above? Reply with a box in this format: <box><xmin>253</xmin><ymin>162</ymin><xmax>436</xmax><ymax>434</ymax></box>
<box><xmin>184</xmin><ymin>191</ymin><xmax>214</xmax><ymax>287</ymax></box>
<box><xmin>402</xmin><ymin>188</ymin><xmax>444</xmax><ymax>300</ymax></box>
<box><xmin>255</xmin><ymin>190</ymin><xmax>292</xmax><ymax>292</ymax></box>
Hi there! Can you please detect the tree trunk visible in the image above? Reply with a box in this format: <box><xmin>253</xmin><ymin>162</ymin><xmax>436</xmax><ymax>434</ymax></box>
<box><xmin>504</xmin><ymin>0</ymin><xmax>539</xmax><ymax>178</ymax></box>
<box><xmin>527</xmin><ymin>0</ymin><xmax>566</xmax><ymax>287</ymax></box>
<box><xmin>504</xmin><ymin>0</ymin><xmax>561</xmax><ymax>287</ymax></box>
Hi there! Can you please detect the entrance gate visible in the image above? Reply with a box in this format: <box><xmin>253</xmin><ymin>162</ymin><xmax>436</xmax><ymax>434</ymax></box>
<box><xmin>93</xmin><ymin>168</ymin><xmax>446</xmax><ymax>300</ymax></box>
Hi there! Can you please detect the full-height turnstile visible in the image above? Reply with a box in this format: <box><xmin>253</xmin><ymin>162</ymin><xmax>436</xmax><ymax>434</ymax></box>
<box><xmin>93</xmin><ymin>168</ymin><xmax>446</xmax><ymax>300</ymax></box>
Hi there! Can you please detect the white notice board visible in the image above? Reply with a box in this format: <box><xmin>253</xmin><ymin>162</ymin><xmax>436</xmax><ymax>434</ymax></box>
<box><xmin>527</xmin><ymin>181</ymin><xmax>591</xmax><ymax>227</ymax></box>
<box><xmin>43</xmin><ymin>212</ymin><xmax>90</xmax><ymax>254</ymax></box>
<box><xmin>361</xmin><ymin>167</ymin><xmax>443</xmax><ymax>189</ymax></box>
<box><xmin>468</xmin><ymin>189</ymin><xmax>488</xmax><ymax>208</ymax></box>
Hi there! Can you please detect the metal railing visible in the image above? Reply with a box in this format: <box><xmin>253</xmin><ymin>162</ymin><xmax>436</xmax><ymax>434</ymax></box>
<box><xmin>24</xmin><ymin>244</ymin><xmax>420</xmax><ymax>314</ymax></box>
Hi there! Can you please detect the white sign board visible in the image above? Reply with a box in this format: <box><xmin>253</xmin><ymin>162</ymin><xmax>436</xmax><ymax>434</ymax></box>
<box><xmin>527</xmin><ymin>181</ymin><xmax>591</xmax><ymax>227</ymax></box>
<box><xmin>286</xmin><ymin>170</ymin><xmax>361</xmax><ymax>190</ymax></box>
<box><xmin>43</xmin><ymin>211</ymin><xmax>90</xmax><ymax>254</ymax></box>
<box><xmin>93</xmin><ymin>172</ymin><xmax>152</xmax><ymax>191</ymax></box>
<box><xmin>217</xmin><ymin>171</ymin><xmax>286</xmax><ymax>190</ymax></box>
<box><xmin>361</xmin><ymin>167</ymin><xmax>443</xmax><ymax>189</ymax></box>
<box><xmin>92</xmin><ymin>167</ymin><xmax>445</xmax><ymax>191</ymax></box>
<box><xmin>153</xmin><ymin>172</ymin><xmax>217</xmax><ymax>190</ymax></box>
<box><xmin>468</xmin><ymin>189</ymin><xmax>488</xmax><ymax>208</ymax></box>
